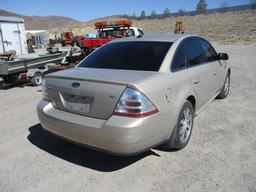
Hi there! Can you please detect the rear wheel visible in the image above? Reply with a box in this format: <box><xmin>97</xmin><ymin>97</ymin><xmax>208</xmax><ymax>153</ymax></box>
<box><xmin>31</xmin><ymin>72</ymin><xmax>44</xmax><ymax>86</ymax></box>
<box><xmin>164</xmin><ymin>100</ymin><xmax>194</xmax><ymax>150</ymax></box>
<box><xmin>216</xmin><ymin>73</ymin><xmax>230</xmax><ymax>99</ymax></box>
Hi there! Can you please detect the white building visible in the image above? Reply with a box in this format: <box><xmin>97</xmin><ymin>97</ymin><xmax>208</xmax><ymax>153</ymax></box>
<box><xmin>0</xmin><ymin>16</ymin><xmax>28</xmax><ymax>55</ymax></box>
<box><xmin>26</xmin><ymin>30</ymin><xmax>47</xmax><ymax>48</ymax></box>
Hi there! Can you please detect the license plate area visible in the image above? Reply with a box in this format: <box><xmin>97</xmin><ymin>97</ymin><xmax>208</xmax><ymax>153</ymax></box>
<box><xmin>59</xmin><ymin>92</ymin><xmax>93</xmax><ymax>113</ymax></box>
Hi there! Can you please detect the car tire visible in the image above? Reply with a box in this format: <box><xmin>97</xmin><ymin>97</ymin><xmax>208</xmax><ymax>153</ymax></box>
<box><xmin>31</xmin><ymin>72</ymin><xmax>44</xmax><ymax>86</ymax></box>
<box><xmin>216</xmin><ymin>72</ymin><xmax>230</xmax><ymax>99</ymax></box>
<box><xmin>164</xmin><ymin>100</ymin><xmax>194</xmax><ymax>150</ymax></box>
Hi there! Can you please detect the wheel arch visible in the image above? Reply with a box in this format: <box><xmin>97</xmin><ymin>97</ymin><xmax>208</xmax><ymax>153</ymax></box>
<box><xmin>174</xmin><ymin>86</ymin><xmax>198</xmax><ymax>114</ymax></box>
<box><xmin>228</xmin><ymin>68</ymin><xmax>231</xmax><ymax>75</ymax></box>
<box><xmin>186</xmin><ymin>95</ymin><xmax>196</xmax><ymax>110</ymax></box>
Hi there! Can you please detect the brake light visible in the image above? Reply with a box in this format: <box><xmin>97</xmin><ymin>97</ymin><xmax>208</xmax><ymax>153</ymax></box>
<box><xmin>114</xmin><ymin>88</ymin><xmax>158</xmax><ymax>117</ymax></box>
<box><xmin>41</xmin><ymin>78</ymin><xmax>50</xmax><ymax>101</ymax></box>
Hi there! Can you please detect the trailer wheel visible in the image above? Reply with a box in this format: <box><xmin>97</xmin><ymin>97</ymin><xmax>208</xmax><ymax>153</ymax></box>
<box><xmin>31</xmin><ymin>72</ymin><xmax>44</xmax><ymax>86</ymax></box>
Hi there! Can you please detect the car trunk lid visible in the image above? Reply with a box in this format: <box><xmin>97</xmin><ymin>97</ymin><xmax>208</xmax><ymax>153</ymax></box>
<box><xmin>45</xmin><ymin>68</ymin><xmax>157</xmax><ymax>120</ymax></box>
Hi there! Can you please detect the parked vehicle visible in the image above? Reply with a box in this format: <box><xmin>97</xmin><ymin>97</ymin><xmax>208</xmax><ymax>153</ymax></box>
<box><xmin>0</xmin><ymin>51</ymin><xmax>67</xmax><ymax>88</ymax></box>
<box><xmin>73</xmin><ymin>19</ymin><xmax>143</xmax><ymax>55</ymax></box>
<box><xmin>0</xmin><ymin>16</ymin><xmax>69</xmax><ymax>88</ymax></box>
<box><xmin>61</xmin><ymin>32</ymin><xmax>75</xmax><ymax>46</ymax></box>
<box><xmin>37</xmin><ymin>34</ymin><xmax>230</xmax><ymax>155</ymax></box>
<box><xmin>59</xmin><ymin>20</ymin><xmax>143</xmax><ymax>64</ymax></box>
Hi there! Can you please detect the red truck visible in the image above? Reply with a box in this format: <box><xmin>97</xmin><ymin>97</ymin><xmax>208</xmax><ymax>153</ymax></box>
<box><xmin>61</xmin><ymin>32</ymin><xmax>75</xmax><ymax>46</ymax></box>
<box><xmin>63</xmin><ymin>19</ymin><xmax>144</xmax><ymax>55</ymax></box>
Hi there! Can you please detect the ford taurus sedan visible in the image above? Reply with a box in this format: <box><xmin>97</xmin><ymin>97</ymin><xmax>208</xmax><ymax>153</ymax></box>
<box><xmin>37</xmin><ymin>34</ymin><xmax>230</xmax><ymax>155</ymax></box>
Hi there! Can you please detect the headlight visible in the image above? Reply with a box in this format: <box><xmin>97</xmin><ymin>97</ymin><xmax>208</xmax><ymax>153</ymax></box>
<box><xmin>41</xmin><ymin>78</ymin><xmax>49</xmax><ymax>101</ymax></box>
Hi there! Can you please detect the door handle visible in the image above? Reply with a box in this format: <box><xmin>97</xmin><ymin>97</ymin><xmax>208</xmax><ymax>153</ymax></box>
<box><xmin>213</xmin><ymin>71</ymin><xmax>217</xmax><ymax>75</ymax></box>
<box><xmin>192</xmin><ymin>78</ymin><xmax>200</xmax><ymax>84</ymax></box>
<box><xmin>3</xmin><ymin>40</ymin><xmax>12</xmax><ymax>46</ymax></box>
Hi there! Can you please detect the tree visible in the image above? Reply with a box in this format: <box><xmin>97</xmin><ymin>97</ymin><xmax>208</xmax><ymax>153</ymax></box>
<box><xmin>178</xmin><ymin>8</ymin><xmax>186</xmax><ymax>16</ymax></box>
<box><xmin>196</xmin><ymin>0</ymin><xmax>208</xmax><ymax>14</ymax></box>
<box><xmin>132</xmin><ymin>12</ymin><xmax>137</xmax><ymax>18</ymax></box>
<box><xmin>163</xmin><ymin>8</ymin><xmax>171</xmax><ymax>18</ymax></box>
<box><xmin>220</xmin><ymin>0</ymin><xmax>228</xmax><ymax>12</ymax></box>
<box><xmin>250</xmin><ymin>0</ymin><xmax>256</xmax><ymax>10</ymax></box>
<box><xmin>140</xmin><ymin>10</ymin><xmax>146</xmax><ymax>20</ymax></box>
<box><xmin>150</xmin><ymin>10</ymin><xmax>157</xmax><ymax>19</ymax></box>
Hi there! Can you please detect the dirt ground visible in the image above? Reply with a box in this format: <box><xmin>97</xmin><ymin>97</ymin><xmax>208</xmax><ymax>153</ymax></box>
<box><xmin>0</xmin><ymin>45</ymin><xmax>255</xmax><ymax>192</ymax></box>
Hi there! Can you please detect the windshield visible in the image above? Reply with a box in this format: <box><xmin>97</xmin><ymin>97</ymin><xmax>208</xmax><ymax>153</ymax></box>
<box><xmin>99</xmin><ymin>30</ymin><xmax>123</xmax><ymax>38</ymax></box>
<box><xmin>78</xmin><ymin>41</ymin><xmax>172</xmax><ymax>71</ymax></box>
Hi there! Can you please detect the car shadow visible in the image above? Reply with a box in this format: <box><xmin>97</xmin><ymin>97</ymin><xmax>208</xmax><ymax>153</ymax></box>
<box><xmin>27</xmin><ymin>124</ymin><xmax>160</xmax><ymax>172</ymax></box>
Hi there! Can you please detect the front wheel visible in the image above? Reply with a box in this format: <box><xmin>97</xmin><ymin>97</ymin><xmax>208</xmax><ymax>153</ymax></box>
<box><xmin>216</xmin><ymin>73</ymin><xmax>230</xmax><ymax>99</ymax></box>
<box><xmin>164</xmin><ymin>100</ymin><xmax>194</xmax><ymax>150</ymax></box>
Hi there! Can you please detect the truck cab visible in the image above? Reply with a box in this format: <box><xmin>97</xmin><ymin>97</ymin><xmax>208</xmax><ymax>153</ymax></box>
<box><xmin>61</xmin><ymin>32</ymin><xmax>75</xmax><ymax>46</ymax></box>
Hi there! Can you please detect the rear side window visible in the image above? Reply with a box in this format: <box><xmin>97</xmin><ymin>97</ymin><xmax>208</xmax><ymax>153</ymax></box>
<box><xmin>171</xmin><ymin>42</ymin><xmax>186</xmax><ymax>71</ymax></box>
<box><xmin>78</xmin><ymin>41</ymin><xmax>172</xmax><ymax>71</ymax></box>
<box><xmin>186</xmin><ymin>38</ymin><xmax>207</xmax><ymax>66</ymax></box>
<box><xmin>126</xmin><ymin>29</ymin><xmax>135</xmax><ymax>37</ymax></box>
<box><xmin>138</xmin><ymin>29</ymin><xmax>144</xmax><ymax>36</ymax></box>
<box><xmin>199</xmin><ymin>39</ymin><xmax>217</xmax><ymax>62</ymax></box>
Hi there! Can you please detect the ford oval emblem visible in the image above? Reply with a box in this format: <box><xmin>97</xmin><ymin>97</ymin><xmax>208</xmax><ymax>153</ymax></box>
<box><xmin>71</xmin><ymin>82</ymin><xmax>80</xmax><ymax>88</ymax></box>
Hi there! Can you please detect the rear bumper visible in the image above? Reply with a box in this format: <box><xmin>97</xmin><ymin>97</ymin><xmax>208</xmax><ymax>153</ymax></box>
<box><xmin>37</xmin><ymin>100</ymin><xmax>172</xmax><ymax>155</ymax></box>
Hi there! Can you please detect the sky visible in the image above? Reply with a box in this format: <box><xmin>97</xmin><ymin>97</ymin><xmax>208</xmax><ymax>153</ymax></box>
<box><xmin>0</xmin><ymin>0</ymin><xmax>251</xmax><ymax>21</ymax></box>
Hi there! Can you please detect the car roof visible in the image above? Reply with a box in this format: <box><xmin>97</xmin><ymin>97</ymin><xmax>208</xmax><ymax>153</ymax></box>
<box><xmin>111</xmin><ymin>34</ymin><xmax>197</xmax><ymax>43</ymax></box>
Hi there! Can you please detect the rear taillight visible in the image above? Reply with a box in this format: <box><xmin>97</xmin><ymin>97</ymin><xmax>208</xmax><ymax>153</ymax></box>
<box><xmin>113</xmin><ymin>88</ymin><xmax>158</xmax><ymax>117</ymax></box>
<box><xmin>41</xmin><ymin>79</ymin><xmax>50</xmax><ymax>101</ymax></box>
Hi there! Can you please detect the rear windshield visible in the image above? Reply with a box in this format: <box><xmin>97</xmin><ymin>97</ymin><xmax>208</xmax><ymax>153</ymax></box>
<box><xmin>78</xmin><ymin>41</ymin><xmax>172</xmax><ymax>71</ymax></box>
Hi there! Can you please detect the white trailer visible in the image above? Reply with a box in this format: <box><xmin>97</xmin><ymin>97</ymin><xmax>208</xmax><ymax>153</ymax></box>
<box><xmin>0</xmin><ymin>16</ymin><xmax>28</xmax><ymax>55</ymax></box>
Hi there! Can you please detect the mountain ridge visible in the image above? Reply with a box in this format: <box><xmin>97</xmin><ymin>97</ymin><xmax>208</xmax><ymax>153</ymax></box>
<box><xmin>0</xmin><ymin>9</ymin><xmax>81</xmax><ymax>30</ymax></box>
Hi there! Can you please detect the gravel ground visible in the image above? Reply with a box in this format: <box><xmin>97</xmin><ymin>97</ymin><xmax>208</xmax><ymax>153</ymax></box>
<box><xmin>0</xmin><ymin>45</ymin><xmax>255</xmax><ymax>192</ymax></box>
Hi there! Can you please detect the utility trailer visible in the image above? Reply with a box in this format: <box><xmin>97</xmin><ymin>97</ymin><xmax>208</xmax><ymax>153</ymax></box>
<box><xmin>0</xmin><ymin>51</ymin><xmax>67</xmax><ymax>88</ymax></box>
<box><xmin>0</xmin><ymin>16</ymin><xmax>69</xmax><ymax>88</ymax></box>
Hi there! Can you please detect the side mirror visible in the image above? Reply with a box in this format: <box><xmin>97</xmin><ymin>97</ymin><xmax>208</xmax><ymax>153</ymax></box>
<box><xmin>218</xmin><ymin>53</ymin><xmax>229</xmax><ymax>60</ymax></box>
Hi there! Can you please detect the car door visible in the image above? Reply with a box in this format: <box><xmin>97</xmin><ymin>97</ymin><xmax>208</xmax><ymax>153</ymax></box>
<box><xmin>185</xmin><ymin>37</ymin><xmax>213</xmax><ymax>110</ymax></box>
<box><xmin>198</xmin><ymin>38</ymin><xmax>225</xmax><ymax>96</ymax></box>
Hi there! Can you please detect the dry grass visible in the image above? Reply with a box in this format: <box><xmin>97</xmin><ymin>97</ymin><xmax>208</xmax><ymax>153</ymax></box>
<box><xmin>48</xmin><ymin>10</ymin><xmax>256</xmax><ymax>44</ymax></box>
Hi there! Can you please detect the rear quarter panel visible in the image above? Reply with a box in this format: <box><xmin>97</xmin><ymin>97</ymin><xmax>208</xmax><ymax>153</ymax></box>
<box><xmin>132</xmin><ymin>72</ymin><xmax>197</xmax><ymax>138</ymax></box>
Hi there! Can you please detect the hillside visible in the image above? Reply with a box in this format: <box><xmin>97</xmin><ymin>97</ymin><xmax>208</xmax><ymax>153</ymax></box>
<box><xmin>0</xmin><ymin>9</ymin><xmax>81</xmax><ymax>30</ymax></box>
<box><xmin>133</xmin><ymin>10</ymin><xmax>256</xmax><ymax>44</ymax></box>
<box><xmin>48</xmin><ymin>10</ymin><xmax>256</xmax><ymax>44</ymax></box>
